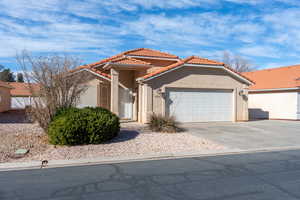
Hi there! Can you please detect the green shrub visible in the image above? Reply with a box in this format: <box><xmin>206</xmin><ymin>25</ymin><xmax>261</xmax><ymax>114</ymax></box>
<box><xmin>149</xmin><ymin>114</ymin><xmax>180</xmax><ymax>133</ymax></box>
<box><xmin>48</xmin><ymin>107</ymin><xmax>120</xmax><ymax>145</ymax></box>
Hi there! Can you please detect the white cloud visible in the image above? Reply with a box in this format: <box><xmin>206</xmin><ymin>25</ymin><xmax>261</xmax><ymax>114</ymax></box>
<box><xmin>0</xmin><ymin>1</ymin><xmax>125</xmax><ymax>58</ymax></box>
<box><xmin>0</xmin><ymin>0</ymin><xmax>299</xmax><ymax>68</ymax></box>
<box><xmin>224</xmin><ymin>0</ymin><xmax>300</xmax><ymax>5</ymax></box>
<box><xmin>238</xmin><ymin>46</ymin><xmax>280</xmax><ymax>58</ymax></box>
<box><xmin>123</xmin><ymin>12</ymin><xmax>265</xmax><ymax>49</ymax></box>
<box><xmin>263</xmin><ymin>8</ymin><xmax>300</xmax><ymax>51</ymax></box>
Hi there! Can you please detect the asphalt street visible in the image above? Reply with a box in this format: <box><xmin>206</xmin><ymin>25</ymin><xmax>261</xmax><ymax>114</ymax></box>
<box><xmin>2</xmin><ymin>149</ymin><xmax>300</xmax><ymax>199</ymax></box>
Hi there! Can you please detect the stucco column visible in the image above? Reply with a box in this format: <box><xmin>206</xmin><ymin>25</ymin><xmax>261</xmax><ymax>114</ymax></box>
<box><xmin>233</xmin><ymin>88</ymin><xmax>238</xmax><ymax>122</ymax></box>
<box><xmin>243</xmin><ymin>85</ymin><xmax>249</xmax><ymax>121</ymax></box>
<box><xmin>110</xmin><ymin>68</ymin><xmax>119</xmax><ymax>116</ymax></box>
<box><xmin>138</xmin><ymin>83</ymin><xmax>143</xmax><ymax>123</ymax></box>
<box><xmin>142</xmin><ymin>83</ymin><xmax>153</xmax><ymax>123</ymax></box>
<box><xmin>132</xmin><ymin>91</ymin><xmax>138</xmax><ymax>121</ymax></box>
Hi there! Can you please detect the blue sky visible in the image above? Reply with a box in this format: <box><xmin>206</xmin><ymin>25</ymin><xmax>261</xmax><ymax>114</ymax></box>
<box><xmin>1</xmin><ymin>0</ymin><xmax>300</xmax><ymax>72</ymax></box>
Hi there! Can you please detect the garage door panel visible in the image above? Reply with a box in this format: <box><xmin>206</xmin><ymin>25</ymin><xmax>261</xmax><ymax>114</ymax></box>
<box><xmin>167</xmin><ymin>89</ymin><xmax>233</xmax><ymax>122</ymax></box>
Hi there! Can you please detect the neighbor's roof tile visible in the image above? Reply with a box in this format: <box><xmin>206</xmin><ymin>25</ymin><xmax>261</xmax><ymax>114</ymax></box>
<box><xmin>243</xmin><ymin>65</ymin><xmax>300</xmax><ymax>90</ymax></box>
<box><xmin>0</xmin><ymin>81</ymin><xmax>13</xmax><ymax>89</ymax></box>
<box><xmin>8</xmin><ymin>82</ymin><xmax>40</xmax><ymax>96</ymax></box>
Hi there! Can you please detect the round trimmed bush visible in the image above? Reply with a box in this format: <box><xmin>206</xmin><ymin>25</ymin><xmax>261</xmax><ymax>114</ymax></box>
<box><xmin>48</xmin><ymin>107</ymin><xmax>120</xmax><ymax>145</ymax></box>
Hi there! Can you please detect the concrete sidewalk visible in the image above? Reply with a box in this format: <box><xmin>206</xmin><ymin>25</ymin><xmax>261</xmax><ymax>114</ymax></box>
<box><xmin>2</xmin><ymin>146</ymin><xmax>300</xmax><ymax>172</ymax></box>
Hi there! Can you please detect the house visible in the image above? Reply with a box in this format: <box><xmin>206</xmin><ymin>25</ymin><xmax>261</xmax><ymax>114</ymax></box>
<box><xmin>8</xmin><ymin>82</ymin><xmax>40</xmax><ymax>109</ymax></box>
<box><xmin>243</xmin><ymin>65</ymin><xmax>300</xmax><ymax>120</ymax></box>
<box><xmin>0</xmin><ymin>81</ymin><xmax>12</xmax><ymax>112</ymax></box>
<box><xmin>75</xmin><ymin>48</ymin><xmax>253</xmax><ymax>123</ymax></box>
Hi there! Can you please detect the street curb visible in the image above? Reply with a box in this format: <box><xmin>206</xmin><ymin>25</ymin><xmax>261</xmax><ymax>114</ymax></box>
<box><xmin>1</xmin><ymin>146</ymin><xmax>300</xmax><ymax>172</ymax></box>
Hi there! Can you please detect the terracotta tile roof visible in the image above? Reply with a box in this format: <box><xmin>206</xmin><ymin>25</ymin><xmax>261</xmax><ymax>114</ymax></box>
<box><xmin>0</xmin><ymin>81</ymin><xmax>13</xmax><ymax>89</ymax></box>
<box><xmin>110</xmin><ymin>57</ymin><xmax>151</xmax><ymax>65</ymax></box>
<box><xmin>242</xmin><ymin>65</ymin><xmax>300</xmax><ymax>90</ymax></box>
<box><xmin>88</xmin><ymin>67</ymin><xmax>111</xmax><ymax>79</ymax></box>
<box><xmin>8</xmin><ymin>82</ymin><xmax>40</xmax><ymax>97</ymax></box>
<box><xmin>78</xmin><ymin>48</ymin><xmax>179</xmax><ymax>70</ymax></box>
<box><xmin>187</xmin><ymin>56</ymin><xmax>224</xmax><ymax>65</ymax></box>
<box><xmin>125</xmin><ymin>48</ymin><xmax>179</xmax><ymax>58</ymax></box>
<box><xmin>141</xmin><ymin>56</ymin><xmax>191</xmax><ymax>80</ymax></box>
<box><xmin>141</xmin><ymin>56</ymin><xmax>253</xmax><ymax>84</ymax></box>
<box><xmin>73</xmin><ymin>65</ymin><xmax>111</xmax><ymax>79</ymax></box>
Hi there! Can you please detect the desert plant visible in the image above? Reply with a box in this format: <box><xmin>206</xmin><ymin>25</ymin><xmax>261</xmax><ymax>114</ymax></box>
<box><xmin>17</xmin><ymin>51</ymin><xmax>93</xmax><ymax>131</ymax></box>
<box><xmin>149</xmin><ymin>114</ymin><xmax>180</xmax><ymax>133</ymax></box>
<box><xmin>48</xmin><ymin>107</ymin><xmax>120</xmax><ymax>145</ymax></box>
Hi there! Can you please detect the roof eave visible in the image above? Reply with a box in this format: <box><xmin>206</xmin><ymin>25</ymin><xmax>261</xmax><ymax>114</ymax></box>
<box><xmin>249</xmin><ymin>87</ymin><xmax>300</xmax><ymax>92</ymax></box>
<box><xmin>139</xmin><ymin>63</ymin><xmax>253</xmax><ymax>85</ymax></box>
<box><xmin>72</xmin><ymin>68</ymin><xmax>111</xmax><ymax>81</ymax></box>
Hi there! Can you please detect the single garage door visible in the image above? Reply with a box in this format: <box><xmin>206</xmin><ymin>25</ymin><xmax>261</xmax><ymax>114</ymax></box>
<box><xmin>167</xmin><ymin>88</ymin><xmax>233</xmax><ymax>122</ymax></box>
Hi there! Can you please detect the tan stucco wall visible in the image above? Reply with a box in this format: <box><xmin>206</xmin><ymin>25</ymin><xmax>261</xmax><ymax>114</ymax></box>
<box><xmin>0</xmin><ymin>86</ymin><xmax>11</xmax><ymax>112</ymax></box>
<box><xmin>142</xmin><ymin>66</ymin><xmax>249</xmax><ymax>122</ymax></box>
<box><xmin>78</xmin><ymin>76</ymin><xmax>110</xmax><ymax>108</ymax></box>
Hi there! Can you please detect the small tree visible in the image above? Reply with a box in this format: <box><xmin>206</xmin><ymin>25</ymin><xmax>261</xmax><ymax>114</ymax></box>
<box><xmin>0</xmin><ymin>68</ymin><xmax>15</xmax><ymax>82</ymax></box>
<box><xmin>17</xmin><ymin>73</ymin><xmax>24</xmax><ymax>82</ymax></box>
<box><xmin>223</xmin><ymin>51</ymin><xmax>257</xmax><ymax>72</ymax></box>
<box><xmin>17</xmin><ymin>51</ymin><xmax>93</xmax><ymax>131</ymax></box>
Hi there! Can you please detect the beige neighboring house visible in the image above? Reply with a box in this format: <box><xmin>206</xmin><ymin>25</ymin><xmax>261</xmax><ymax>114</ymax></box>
<box><xmin>75</xmin><ymin>48</ymin><xmax>253</xmax><ymax>123</ymax></box>
<box><xmin>8</xmin><ymin>82</ymin><xmax>40</xmax><ymax>109</ymax></box>
<box><xmin>243</xmin><ymin>65</ymin><xmax>300</xmax><ymax>120</ymax></box>
<box><xmin>0</xmin><ymin>81</ymin><xmax>12</xmax><ymax>112</ymax></box>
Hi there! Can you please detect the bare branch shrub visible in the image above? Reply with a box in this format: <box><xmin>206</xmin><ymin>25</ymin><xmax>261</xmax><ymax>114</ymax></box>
<box><xmin>223</xmin><ymin>51</ymin><xmax>257</xmax><ymax>72</ymax></box>
<box><xmin>149</xmin><ymin>114</ymin><xmax>181</xmax><ymax>133</ymax></box>
<box><xmin>17</xmin><ymin>51</ymin><xmax>92</xmax><ymax>131</ymax></box>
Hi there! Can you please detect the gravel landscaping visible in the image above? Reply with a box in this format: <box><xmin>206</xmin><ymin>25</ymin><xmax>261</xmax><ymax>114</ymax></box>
<box><xmin>0</xmin><ymin>112</ymin><xmax>225</xmax><ymax>163</ymax></box>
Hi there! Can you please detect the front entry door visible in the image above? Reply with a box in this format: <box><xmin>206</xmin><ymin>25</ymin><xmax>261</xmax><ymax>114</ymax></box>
<box><xmin>119</xmin><ymin>87</ymin><xmax>133</xmax><ymax>119</ymax></box>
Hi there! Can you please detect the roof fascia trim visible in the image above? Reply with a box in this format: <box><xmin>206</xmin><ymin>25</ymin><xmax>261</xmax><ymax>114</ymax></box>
<box><xmin>249</xmin><ymin>87</ymin><xmax>300</xmax><ymax>92</ymax></box>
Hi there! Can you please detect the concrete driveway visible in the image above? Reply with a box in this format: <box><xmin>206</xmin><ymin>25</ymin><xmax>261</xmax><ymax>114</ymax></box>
<box><xmin>186</xmin><ymin>120</ymin><xmax>300</xmax><ymax>150</ymax></box>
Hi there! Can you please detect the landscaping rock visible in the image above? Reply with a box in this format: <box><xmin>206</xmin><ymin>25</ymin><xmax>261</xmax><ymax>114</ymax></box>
<box><xmin>15</xmin><ymin>149</ymin><xmax>29</xmax><ymax>156</ymax></box>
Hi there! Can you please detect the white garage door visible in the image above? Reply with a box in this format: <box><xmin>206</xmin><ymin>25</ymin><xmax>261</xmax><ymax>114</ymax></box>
<box><xmin>167</xmin><ymin>88</ymin><xmax>233</xmax><ymax>122</ymax></box>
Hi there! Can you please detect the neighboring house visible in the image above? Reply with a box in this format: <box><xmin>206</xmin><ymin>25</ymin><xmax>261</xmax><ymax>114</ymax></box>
<box><xmin>0</xmin><ymin>81</ymin><xmax>12</xmax><ymax>112</ymax></box>
<box><xmin>243</xmin><ymin>65</ymin><xmax>300</xmax><ymax>120</ymax></box>
<box><xmin>8</xmin><ymin>82</ymin><xmax>40</xmax><ymax>109</ymax></box>
<box><xmin>75</xmin><ymin>48</ymin><xmax>253</xmax><ymax>123</ymax></box>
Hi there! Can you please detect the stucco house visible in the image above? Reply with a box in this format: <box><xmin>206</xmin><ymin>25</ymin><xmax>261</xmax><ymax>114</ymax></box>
<box><xmin>75</xmin><ymin>48</ymin><xmax>253</xmax><ymax>123</ymax></box>
<box><xmin>8</xmin><ymin>82</ymin><xmax>40</xmax><ymax>109</ymax></box>
<box><xmin>243</xmin><ymin>65</ymin><xmax>300</xmax><ymax>120</ymax></box>
<box><xmin>0</xmin><ymin>81</ymin><xmax>12</xmax><ymax>112</ymax></box>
